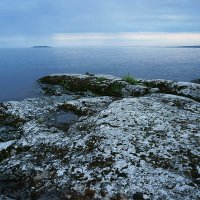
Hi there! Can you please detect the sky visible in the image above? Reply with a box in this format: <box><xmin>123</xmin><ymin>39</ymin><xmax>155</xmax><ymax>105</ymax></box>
<box><xmin>0</xmin><ymin>0</ymin><xmax>200</xmax><ymax>47</ymax></box>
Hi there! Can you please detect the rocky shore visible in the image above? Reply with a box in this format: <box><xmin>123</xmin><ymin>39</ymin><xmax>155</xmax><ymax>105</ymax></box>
<box><xmin>0</xmin><ymin>74</ymin><xmax>200</xmax><ymax>200</ymax></box>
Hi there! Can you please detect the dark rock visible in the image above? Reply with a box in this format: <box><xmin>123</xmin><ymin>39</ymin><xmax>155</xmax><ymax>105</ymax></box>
<box><xmin>132</xmin><ymin>192</ymin><xmax>144</xmax><ymax>200</ymax></box>
<box><xmin>191</xmin><ymin>79</ymin><xmax>200</xmax><ymax>84</ymax></box>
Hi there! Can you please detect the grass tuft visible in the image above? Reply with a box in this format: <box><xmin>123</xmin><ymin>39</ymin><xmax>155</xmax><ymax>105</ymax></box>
<box><xmin>122</xmin><ymin>74</ymin><xmax>138</xmax><ymax>85</ymax></box>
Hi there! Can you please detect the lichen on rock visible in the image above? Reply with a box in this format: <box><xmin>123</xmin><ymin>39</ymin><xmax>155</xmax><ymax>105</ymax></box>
<box><xmin>0</xmin><ymin>74</ymin><xmax>200</xmax><ymax>200</ymax></box>
<box><xmin>139</xmin><ymin>79</ymin><xmax>200</xmax><ymax>102</ymax></box>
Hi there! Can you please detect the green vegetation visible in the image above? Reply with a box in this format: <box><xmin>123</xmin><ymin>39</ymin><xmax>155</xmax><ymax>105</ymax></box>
<box><xmin>96</xmin><ymin>76</ymin><xmax>107</xmax><ymax>83</ymax></box>
<box><xmin>37</xmin><ymin>117</ymin><xmax>45</xmax><ymax>124</ymax></box>
<box><xmin>60</xmin><ymin>80</ymin><xmax>69</xmax><ymax>90</ymax></box>
<box><xmin>110</xmin><ymin>82</ymin><xmax>123</xmax><ymax>93</ymax></box>
<box><xmin>122</xmin><ymin>74</ymin><xmax>138</xmax><ymax>85</ymax></box>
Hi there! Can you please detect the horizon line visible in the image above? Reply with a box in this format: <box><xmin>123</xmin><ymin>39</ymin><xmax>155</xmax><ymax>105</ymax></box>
<box><xmin>1</xmin><ymin>32</ymin><xmax>200</xmax><ymax>47</ymax></box>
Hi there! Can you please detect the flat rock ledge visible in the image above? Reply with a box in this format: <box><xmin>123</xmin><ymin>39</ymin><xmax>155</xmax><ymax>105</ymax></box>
<box><xmin>0</xmin><ymin>74</ymin><xmax>200</xmax><ymax>200</ymax></box>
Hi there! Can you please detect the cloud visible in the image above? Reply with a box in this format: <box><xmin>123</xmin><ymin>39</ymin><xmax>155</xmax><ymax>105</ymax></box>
<box><xmin>0</xmin><ymin>0</ymin><xmax>200</xmax><ymax>46</ymax></box>
<box><xmin>52</xmin><ymin>32</ymin><xmax>200</xmax><ymax>46</ymax></box>
<box><xmin>158</xmin><ymin>15</ymin><xmax>190</xmax><ymax>21</ymax></box>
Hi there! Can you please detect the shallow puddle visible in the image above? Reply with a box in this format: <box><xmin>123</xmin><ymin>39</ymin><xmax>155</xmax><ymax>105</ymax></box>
<box><xmin>47</xmin><ymin>111</ymin><xmax>79</xmax><ymax>131</ymax></box>
<box><xmin>54</xmin><ymin>111</ymin><xmax>79</xmax><ymax>123</ymax></box>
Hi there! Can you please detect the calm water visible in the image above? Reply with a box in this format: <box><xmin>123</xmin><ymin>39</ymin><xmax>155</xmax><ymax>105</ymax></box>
<box><xmin>0</xmin><ymin>47</ymin><xmax>200</xmax><ymax>102</ymax></box>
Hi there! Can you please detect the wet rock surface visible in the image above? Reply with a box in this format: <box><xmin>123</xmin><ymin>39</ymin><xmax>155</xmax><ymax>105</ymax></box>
<box><xmin>0</xmin><ymin>74</ymin><xmax>200</xmax><ymax>200</ymax></box>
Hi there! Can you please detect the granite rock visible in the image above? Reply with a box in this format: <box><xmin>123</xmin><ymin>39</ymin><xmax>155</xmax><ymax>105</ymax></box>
<box><xmin>0</xmin><ymin>74</ymin><xmax>200</xmax><ymax>200</ymax></box>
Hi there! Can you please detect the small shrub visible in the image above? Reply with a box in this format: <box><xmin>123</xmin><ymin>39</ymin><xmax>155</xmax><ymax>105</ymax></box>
<box><xmin>122</xmin><ymin>74</ymin><xmax>138</xmax><ymax>85</ymax></box>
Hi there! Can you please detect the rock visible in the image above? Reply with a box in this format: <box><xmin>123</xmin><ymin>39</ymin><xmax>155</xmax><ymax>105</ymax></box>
<box><xmin>139</xmin><ymin>79</ymin><xmax>200</xmax><ymax>102</ymax></box>
<box><xmin>0</xmin><ymin>74</ymin><xmax>200</xmax><ymax>200</ymax></box>
<box><xmin>191</xmin><ymin>79</ymin><xmax>200</xmax><ymax>84</ymax></box>
<box><xmin>39</xmin><ymin>74</ymin><xmax>200</xmax><ymax>102</ymax></box>
<box><xmin>39</xmin><ymin>74</ymin><xmax>158</xmax><ymax>97</ymax></box>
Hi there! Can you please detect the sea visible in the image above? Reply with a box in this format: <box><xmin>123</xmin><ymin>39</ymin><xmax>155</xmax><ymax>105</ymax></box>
<box><xmin>0</xmin><ymin>47</ymin><xmax>199</xmax><ymax>102</ymax></box>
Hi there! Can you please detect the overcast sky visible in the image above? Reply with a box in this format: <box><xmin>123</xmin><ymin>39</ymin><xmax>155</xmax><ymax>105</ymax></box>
<box><xmin>0</xmin><ymin>0</ymin><xmax>200</xmax><ymax>47</ymax></box>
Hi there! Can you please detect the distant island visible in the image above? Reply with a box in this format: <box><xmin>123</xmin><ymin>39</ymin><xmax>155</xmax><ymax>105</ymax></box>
<box><xmin>32</xmin><ymin>46</ymin><xmax>52</xmax><ymax>48</ymax></box>
<box><xmin>166</xmin><ymin>45</ymin><xmax>200</xmax><ymax>48</ymax></box>
<box><xmin>174</xmin><ymin>45</ymin><xmax>200</xmax><ymax>48</ymax></box>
